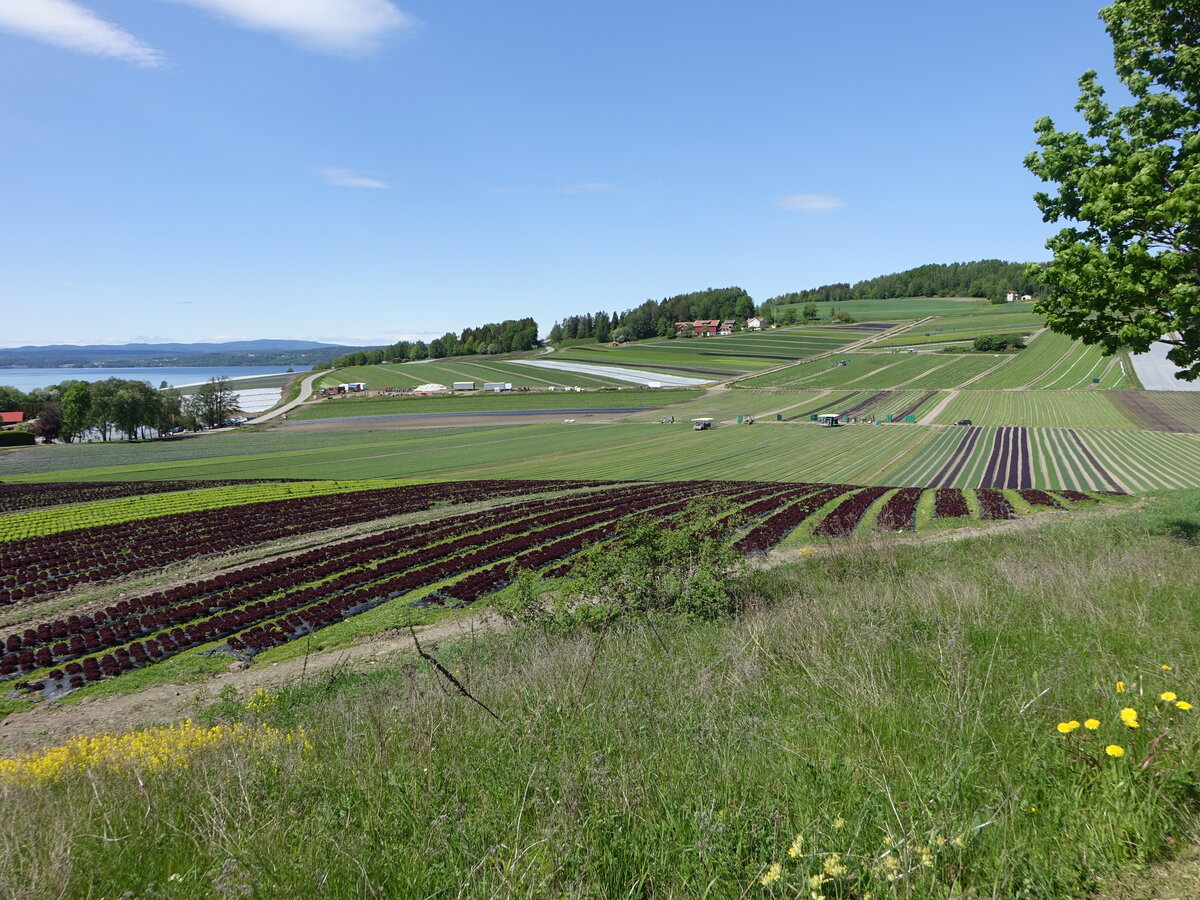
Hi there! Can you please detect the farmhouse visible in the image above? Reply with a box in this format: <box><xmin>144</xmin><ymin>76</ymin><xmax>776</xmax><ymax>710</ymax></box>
<box><xmin>746</xmin><ymin>316</ymin><xmax>765</xmax><ymax>330</ymax></box>
<box><xmin>0</xmin><ymin>411</ymin><xmax>23</xmax><ymax>425</ymax></box>
<box><xmin>675</xmin><ymin>319</ymin><xmax>722</xmax><ymax>336</ymax></box>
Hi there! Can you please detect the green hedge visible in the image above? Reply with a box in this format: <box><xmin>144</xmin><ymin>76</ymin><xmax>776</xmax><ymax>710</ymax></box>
<box><xmin>0</xmin><ymin>431</ymin><xmax>35</xmax><ymax>446</ymax></box>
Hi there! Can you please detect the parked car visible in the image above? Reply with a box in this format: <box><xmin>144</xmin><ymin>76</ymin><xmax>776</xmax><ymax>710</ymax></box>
<box><xmin>954</xmin><ymin>419</ymin><xmax>973</xmax><ymax>426</ymax></box>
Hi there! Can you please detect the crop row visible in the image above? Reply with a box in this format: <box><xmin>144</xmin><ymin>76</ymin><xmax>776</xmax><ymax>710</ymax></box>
<box><xmin>0</xmin><ymin>478</ymin><xmax>303</xmax><ymax>513</ymax></box>
<box><xmin>0</xmin><ymin>479</ymin><xmax>600</xmax><ymax>604</ymax></box>
<box><xmin>5</xmin><ymin>482</ymin><xmax>779</xmax><ymax>692</ymax></box>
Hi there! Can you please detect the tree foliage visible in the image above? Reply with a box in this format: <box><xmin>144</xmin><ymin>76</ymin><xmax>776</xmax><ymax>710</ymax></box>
<box><xmin>1026</xmin><ymin>0</ymin><xmax>1200</xmax><ymax>380</ymax></box>
<box><xmin>552</xmin><ymin>288</ymin><xmax>754</xmax><ymax>344</ymax></box>
<box><xmin>332</xmin><ymin>318</ymin><xmax>539</xmax><ymax>367</ymax></box>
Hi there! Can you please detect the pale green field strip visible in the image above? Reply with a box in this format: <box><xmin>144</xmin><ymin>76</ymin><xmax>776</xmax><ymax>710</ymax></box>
<box><xmin>1095</xmin><ymin>354</ymin><xmax>1140</xmax><ymax>390</ymax></box>
<box><xmin>0</xmin><ymin>480</ymin><xmax>412</xmax><ymax>541</ymax></box>
<box><xmin>881</xmin><ymin>426</ymin><xmax>973</xmax><ymax>486</ymax></box>
<box><xmin>289</xmin><ymin>389</ymin><xmax>700</xmax><ymax>421</ymax></box>
<box><xmin>931</xmin><ymin>392</ymin><xmax>1136</xmax><ymax>428</ymax></box>
<box><xmin>425</xmin><ymin>422</ymin><xmax>932</xmax><ymax>485</ymax></box>
<box><xmin>617</xmin><ymin>390</ymin><xmax>832</xmax><ymax>423</ymax></box>
<box><xmin>318</xmin><ymin>360</ymin><xmax>627</xmax><ymax>391</ymax></box>
<box><xmin>874</xmin><ymin>311</ymin><xmax>1045</xmax><ymax>347</ymax></box>
<box><xmin>902</xmin><ymin>355</ymin><xmax>1005</xmax><ymax>389</ymax></box>
<box><xmin>968</xmin><ymin>331</ymin><xmax>1071</xmax><ymax>389</ymax></box>
<box><xmin>1077</xmin><ymin>430</ymin><xmax>1200</xmax><ymax>491</ymax></box>
<box><xmin>1028</xmin><ymin>340</ymin><xmax>1112</xmax><ymax>390</ymax></box>
<box><xmin>1029</xmin><ymin>428</ymin><xmax>1122</xmax><ymax>492</ymax></box>
<box><xmin>2</xmin><ymin>424</ymin><xmax>606</xmax><ymax>483</ymax></box>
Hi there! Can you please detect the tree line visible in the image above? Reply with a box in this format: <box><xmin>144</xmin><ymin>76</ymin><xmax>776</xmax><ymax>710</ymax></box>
<box><xmin>0</xmin><ymin>377</ymin><xmax>242</xmax><ymax>442</ymax></box>
<box><xmin>550</xmin><ymin>287</ymin><xmax>756</xmax><ymax>343</ymax></box>
<box><xmin>328</xmin><ymin>318</ymin><xmax>540</xmax><ymax>368</ymax></box>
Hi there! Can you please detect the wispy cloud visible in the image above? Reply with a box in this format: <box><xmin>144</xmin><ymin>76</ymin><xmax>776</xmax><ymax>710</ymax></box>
<box><xmin>320</xmin><ymin>167</ymin><xmax>390</xmax><ymax>188</ymax></box>
<box><xmin>776</xmin><ymin>193</ymin><xmax>846</xmax><ymax>213</ymax></box>
<box><xmin>558</xmin><ymin>182</ymin><xmax>616</xmax><ymax>194</ymax></box>
<box><xmin>168</xmin><ymin>0</ymin><xmax>416</xmax><ymax>54</ymax></box>
<box><xmin>0</xmin><ymin>0</ymin><xmax>163</xmax><ymax>66</ymax></box>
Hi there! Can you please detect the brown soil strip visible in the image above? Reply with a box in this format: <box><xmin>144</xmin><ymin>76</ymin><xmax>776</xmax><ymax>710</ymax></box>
<box><xmin>919</xmin><ymin>390</ymin><xmax>958</xmax><ymax>424</ymax></box>
<box><xmin>1110</xmin><ymin>391</ymin><xmax>1194</xmax><ymax>433</ymax></box>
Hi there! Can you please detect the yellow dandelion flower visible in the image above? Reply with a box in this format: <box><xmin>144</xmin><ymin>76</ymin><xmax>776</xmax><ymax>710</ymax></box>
<box><xmin>1084</xmin><ymin>718</ymin><xmax>1101</xmax><ymax>730</ymax></box>
<box><xmin>1116</xmin><ymin>681</ymin><xmax>1126</xmax><ymax>693</ymax></box>
<box><xmin>1160</xmin><ymin>691</ymin><xmax>1178</xmax><ymax>702</ymax></box>
<box><xmin>1120</xmin><ymin>708</ymin><xmax>1140</xmax><ymax>728</ymax></box>
<box><xmin>788</xmin><ymin>835</ymin><xmax>804</xmax><ymax>858</ymax></box>
<box><xmin>1057</xmin><ymin>720</ymin><xmax>1081</xmax><ymax>734</ymax></box>
<box><xmin>760</xmin><ymin>862</ymin><xmax>782</xmax><ymax>886</ymax></box>
<box><xmin>1105</xmin><ymin>745</ymin><xmax>1126</xmax><ymax>757</ymax></box>
<box><xmin>1176</xmin><ymin>701</ymin><xmax>1192</xmax><ymax>711</ymax></box>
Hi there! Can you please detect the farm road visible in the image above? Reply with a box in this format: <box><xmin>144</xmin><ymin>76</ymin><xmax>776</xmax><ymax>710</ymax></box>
<box><xmin>0</xmin><ymin>612</ymin><xmax>507</xmax><ymax>756</ymax></box>
<box><xmin>278</xmin><ymin>408</ymin><xmax>655</xmax><ymax>431</ymax></box>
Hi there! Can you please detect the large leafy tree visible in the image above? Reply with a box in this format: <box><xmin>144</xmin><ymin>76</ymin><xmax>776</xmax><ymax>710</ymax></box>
<box><xmin>1025</xmin><ymin>0</ymin><xmax>1200</xmax><ymax>380</ymax></box>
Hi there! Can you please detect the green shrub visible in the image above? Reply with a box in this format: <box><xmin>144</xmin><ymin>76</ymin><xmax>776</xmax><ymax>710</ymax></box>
<box><xmin>0</xmin><ymin>431</ymin><xmax>35</xmax><ymax>447</ymax></box>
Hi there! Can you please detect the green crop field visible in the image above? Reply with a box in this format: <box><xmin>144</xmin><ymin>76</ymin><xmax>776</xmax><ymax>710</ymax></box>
<box><xmin>770</xmin><ymin>297</ymin><xmax>1030</xmax><ymax>321</ymax></box>
<box><xmin>739</xmin><ymin>352</ymin><xmax>1001</xmax><ymax>391</ymax></box>
<box><xmin>930</xmin><ymin>391</ymin><xmax>1136</xmax><ymax>428</ymax></box>
<box><xmin>289</xmin><ymin>389</ymin><xmax>701</xmax><ymax>420</ymax></box>
<box><xmin>874</xmin><ymin>310</ymin><xmax>1045</xmax><ymax>347</ymax></box>
<box><xmin>316</xmin><ymin>360</ymin><xmax>630</xmax><ymax>391</ymax></box>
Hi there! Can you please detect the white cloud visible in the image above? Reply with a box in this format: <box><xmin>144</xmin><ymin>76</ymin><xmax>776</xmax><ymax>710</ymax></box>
<box><xmin>320</xmin><ymin>167</ymin><xmax>389</xmax><ymax>188</ymax></box>
<box><xmin>0</xmin><ymin>0</ymin><xmax>163</xmax><ymax>66</ymax></box>
<box><xmin>776</xmin><ymin>193</ymin><xmax>846</xmax><ymax>212</ymax></box>
<box><xmin>558</xmin><ymin>182</ymin><xmax>615</xmax><ymax>194</ymax></box>
<box><xmin>167</xmin><ymin>0</ymin><xmax>416</xmax><ymax>54</ymax></box>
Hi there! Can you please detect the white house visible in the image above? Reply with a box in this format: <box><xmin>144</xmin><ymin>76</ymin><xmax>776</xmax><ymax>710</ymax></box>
<box><xmin>746</xmin><ymin>317</ymin><xmax>765</xmax><ymax>330</ymax></box>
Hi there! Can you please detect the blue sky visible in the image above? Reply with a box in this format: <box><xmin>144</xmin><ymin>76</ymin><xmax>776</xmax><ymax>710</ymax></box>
<box><xmin>0</xmin><ymin>0</ymin><xmax>1117</xmax><ymax>347</ymax></box>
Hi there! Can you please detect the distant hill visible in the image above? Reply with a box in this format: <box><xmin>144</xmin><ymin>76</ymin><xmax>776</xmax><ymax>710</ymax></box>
<box><xmin>0</xmin><ymin>340</ymin><xmax>365</xmax><ymax>368</ymax></box>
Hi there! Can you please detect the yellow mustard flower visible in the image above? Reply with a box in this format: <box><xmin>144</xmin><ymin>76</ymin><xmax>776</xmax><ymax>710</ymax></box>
<box><xmin>788</xmin><ymin>835</ymin><xmax>804</xmax><ymax>858</ymax></box>
<box><xmin>1106</xmin><ymin>745</ymin><xmax>1126</xmax><ymax>757</ymax></box>
<box><xmin>1160</xmin><ymin>691</ymin><xmax>1178</xmax><ymax>702</ymax></box>
<box><xmin>1057</xmin><ymin>720</ymin><xmax>1081</xmax><ymax>734</ymax></box>
<box><xmin>1084</xmin><ymin>718</ymin><xmax>1101</xmax><ymax>730</ymax></box>
<box><xmin>760</xmin><ymin>862</ymin><xmax>782</xmax><ymax>886</ymax></box>
<box><xmin>1176</xmin><ymin>701</ymin><xmax>1193</xmax><ymax>711</ymax></box>
<box><xmin>1116</xmin><ymin>681</ymin><xmax>1126</xmax><ymax>693</ymax></box>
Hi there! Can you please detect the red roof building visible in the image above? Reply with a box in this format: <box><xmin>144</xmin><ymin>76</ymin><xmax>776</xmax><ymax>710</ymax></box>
<box><xmin>675</xmin><ymin>319</ymin><xmax>722</xmax><ymax>335</ymax></box>
<box><xmin>0</xmin><ymin>411</ymin><xmax>24</xmax><ymax>425</ymax></box>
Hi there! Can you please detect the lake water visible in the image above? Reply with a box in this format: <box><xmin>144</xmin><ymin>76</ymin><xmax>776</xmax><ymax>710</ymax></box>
<box><xmin>0</xmin><ymin>365</ymin><xmax>312</xmax><ymax>393</ymax></box>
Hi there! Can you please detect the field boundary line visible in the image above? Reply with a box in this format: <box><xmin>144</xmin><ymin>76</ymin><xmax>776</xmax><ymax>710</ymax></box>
<box><xmin>920</xmin><ymin>390</ymin><xmax>958</xmax><ymax>425</ymax></box>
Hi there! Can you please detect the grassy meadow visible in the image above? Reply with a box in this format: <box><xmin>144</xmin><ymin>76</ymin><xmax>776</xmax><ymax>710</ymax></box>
<box><xmin>3</xmin><ymin>496</ymin><xmax>1199</xmax><ymax>898</ymax></box>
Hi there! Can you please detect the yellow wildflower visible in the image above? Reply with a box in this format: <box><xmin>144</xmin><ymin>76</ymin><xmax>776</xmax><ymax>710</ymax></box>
<box><xmin>1160</xmin><ymin>691</ymin><xmax>1178</xmax><ymax>702</ymax></box>
<box><xmin>1120</xmin><ymin>708</ymin><xmax>1140</xmax><ymax>728</ymax></box>
<box><xmin>760</xmin><ymin>862</ymin><xmax>782</xmax><ymax>886</ymax></box>
<box><xmin>1161</xmin><ymin>664</ymin><xmax>1173</xmax><ymax>671</ymax></box>
<box><xmin>788</xmin><ymin>835</ymin><xmax>804</xmax><ymax>858</ymax></box>
<box><xmin>832</xmin><ymin>816</ymin><xmax>845</xmax><ymax>830</ymax></box>
<box><xmin>1106</xmin><ymin>745</ymin><xmax>1126</xmax><ymax>758</ymax></box>
<box><xmin>807</xmin><ymin>874</ymin><xmax>826</xmax><ymax>889</ymax></box>
<box><xmin>1057</xmin><ymin>720</ymin><xmax>1081</xmax><ymax>734</ymax></box>
<box><xmin>951</xmin><ymin>835</ymin><xmax>965</xmax><ymax>847</ymax></box>
<box><xmin>1084</xmin><ymin>718</ymin><xmax>1101</xmax><ymax>730</ymax></box>
<box><xmin>1176</xmin><ymin>701</ymin><xmax>1193</xmax><ymax>711</ymax></box>
<box><xmin>1116</xmin><ymin>681</ymin><xmax>1125</xmax><ymax>693</ymax></box>
<box><xmin>822</xmin><ymin>853</ymin><xmax>848</xmax><ymax>877</ymax></box>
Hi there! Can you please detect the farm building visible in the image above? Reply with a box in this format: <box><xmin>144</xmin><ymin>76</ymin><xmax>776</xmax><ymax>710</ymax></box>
<box><xmin>0</xmin><ymin>411</ymin><xmax>23</xmax><ymax>425</ymax></box>
<box><xmin>746</xmin><ymin>317</ymin><xmax>765</xmax><ymax>330</ymax></box>
<box><xmin>451</xmin><ymin>381</ymin><xmax>476</xmax><ymax>391</ymax></box>
<box><xmin>483</xmin><ymin>382</ymin><xmax>512</xmax><ymax>392</ymax></box>
<box><xmin>675</xmin><ymin>319</ymin><xmax>721</xmax><ymax>336</ymax></box>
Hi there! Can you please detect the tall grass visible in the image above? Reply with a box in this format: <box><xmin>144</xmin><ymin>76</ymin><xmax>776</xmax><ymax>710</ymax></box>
<box><xmin>2</xmin><ymin>501</ymin><xmax>1199</xmax><ymax>898</ymax></box>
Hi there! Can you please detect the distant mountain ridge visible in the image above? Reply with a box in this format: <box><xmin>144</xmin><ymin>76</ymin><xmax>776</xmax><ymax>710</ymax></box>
<box><xmin>0</xmin><ymin>340</ymin><xmax>366</xmax><ymax>369</ymax></box>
